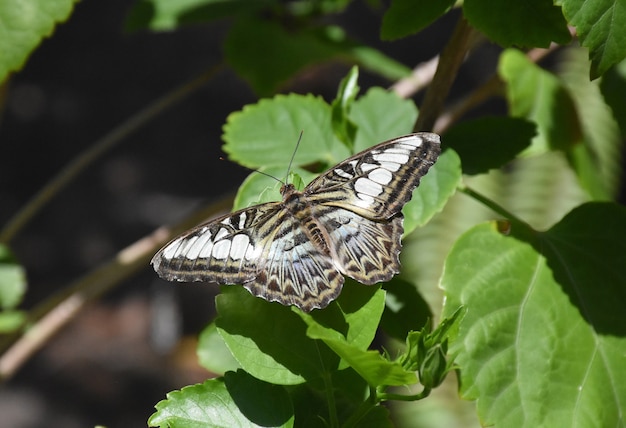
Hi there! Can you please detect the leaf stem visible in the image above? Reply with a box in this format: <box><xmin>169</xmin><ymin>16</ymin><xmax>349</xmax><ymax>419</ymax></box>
<box><xmin>378</xmin><ymin>387</ymin><xmax>432</xmax><ymax>402</ymax></box>
<box><xmin>0</xmin><ymin>63</ymin><xmax>224</xmax><ymax>244</ymax></box>
<box><xmin>458</xmin><ymin>185</ymin><xmax>535</xmax><ymax>234</ymax></box>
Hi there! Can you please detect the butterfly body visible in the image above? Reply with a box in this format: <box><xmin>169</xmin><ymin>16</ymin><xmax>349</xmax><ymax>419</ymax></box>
<box><xmin>152</xmin><ymin>133</ymin><xmax>441</xmax><ymax>311</ymax></box>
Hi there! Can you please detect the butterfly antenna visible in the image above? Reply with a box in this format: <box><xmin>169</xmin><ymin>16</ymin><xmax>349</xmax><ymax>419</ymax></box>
<box><xmin>284</xmin><ymin>131</ymin><xmax>303</xmax><ymax>184</ymax></box>
<box><xmin>219</xmin><ymin>157</ymin><xmax>284</xmax><ymax>185</ymax></box>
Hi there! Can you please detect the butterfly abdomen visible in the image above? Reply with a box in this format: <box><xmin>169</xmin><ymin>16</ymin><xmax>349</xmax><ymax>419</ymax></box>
<box><xmin>282</xmin><ymin>190</ymin><xmax>333</xmax><ymax>257</ymax></box>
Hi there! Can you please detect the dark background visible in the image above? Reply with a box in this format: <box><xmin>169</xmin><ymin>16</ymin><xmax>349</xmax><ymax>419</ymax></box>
<box><xmin>0</xmin><ymin>1</ymin><xmax>490</xmax><ymax>426</ymax></box>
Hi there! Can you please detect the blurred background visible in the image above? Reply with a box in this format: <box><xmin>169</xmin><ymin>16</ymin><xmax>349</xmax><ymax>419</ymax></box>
<box><xmin>0</xmin><ymin>1</ymin><xmax>498</xmax><ymax>426</ymax></box>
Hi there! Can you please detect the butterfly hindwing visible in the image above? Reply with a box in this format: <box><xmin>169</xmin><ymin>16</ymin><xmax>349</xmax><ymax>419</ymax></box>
<box><xmin>314</xmin><ymin>206</ymin><xmax>403</xmax><ymax>284</ymax></box>
<box><xmin>246</xmin><ymin>213</ymin><xmax>343</xmax><ymax>311</ymax></box>
<box><xmin>152</xmin><ymin>133</ymin><xmax>441</xmax><ymax>312</ymax></box>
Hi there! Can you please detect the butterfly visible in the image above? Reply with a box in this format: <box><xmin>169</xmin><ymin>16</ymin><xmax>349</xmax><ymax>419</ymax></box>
<box><xmin>152</xmin><ymin>133</ymin><xmax>441</xmax><ymax>312</ymax></box>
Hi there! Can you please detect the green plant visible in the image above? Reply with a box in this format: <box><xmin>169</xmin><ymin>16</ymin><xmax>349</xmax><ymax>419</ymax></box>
<box><xmin>1</xmin><ymin>0</ymin><xmax>625</xmax><ymax>427</ymax></box>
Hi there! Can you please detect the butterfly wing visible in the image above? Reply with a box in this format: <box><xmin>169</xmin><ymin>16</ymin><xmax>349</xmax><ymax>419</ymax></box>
<box><xmin>305</xmin><ymin>133</ymin><xmax>440</xmax><ymax>283</ymax></box>
<box><xmin>313</xmin><ymin>205</ymin><xmax>404</xmax><ymax>284</ymax></box>
<box><xmin>151</xmin><ymin>199</ymin><xmax>343</xmax><ymax>312</ymax></box>
<box><xmin>245</xmin><ymin>210</ymin><xmax>344</xmax><ymax>311</ymax></box>
<box><xmin>305</xmin><ymin>133</ymin><xmax>441</xmax><ymax>220</ymax></box>
<box><xmin>151</xmin><ymin>204</ymin><xmax>282</xmax><ymax>285</ymax></box>
<box><xmin>152</xmin><ymin>133</ymin><xmax>441</xmax><ymax>311</ymax></box>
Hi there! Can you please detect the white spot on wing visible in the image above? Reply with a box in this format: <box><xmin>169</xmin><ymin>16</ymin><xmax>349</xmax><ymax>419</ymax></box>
<box><xmin>180</xmin><ymin>236</ymin><xmax>199</xmax><ymax>256</ymax></box>
<box><xmin>378</xmin><ymin>161</ymin><xmax>400</xmax><ymax>172</ymax></box>
<box><xmin>395</xmin><ymin>135</ymin><xmax>422</xmax><ymax>147</ymax></box>
<box><xmin>187</xmin><ymin>232</ymin><xmax>214</xmax><ymax>259</ymax></box>
<box><xmin>214</xmin><ymin>228</ymin><xmax>229</xmax><ymax>240</ymax></box>
<box><xmin>368</xmin><ymin>168</ymin><xmax>392</xmax><ymax>185</ymax></box>
<box><xmin>245</xmin><ymin>243</ymin><xmax>260</xmax><ymax>261</ymax></box>
<box><xmin>238</xmin><ymin>213</ymin><xmax>246</xmax><ymax>229</ymax></box>
<box><xmin>212</xmin><ymin>240</ymin><xmax>231</xmax><ymax>260</ymax></box>
<box><xmin>162</xmin><ymin>238</ymin><xmax>183</xmax><ymax>260</ymax></box>
<box><xmin>373</xmin><ymin>152</ymin><xmax>409</xmax><ymax>164</ymax></box>
<box><xmin>354</xmin><ymin>177</ymin><xmax>383</xmax><ymax>197</ymax></box>
<box><xmin>334</xmin><ymin>168</ymin><xmax>353</xmax><ymax>179</ymax></box>
<box><xmin>360</xmin><ymin>163</ymin><xmax>378</xmax><ymax>172</ymax></box>
<box><xmin>356</xmin><ymin>192</ymin><xmax>375</xmax><ymax>206</ymax></box>
<box><xmin>230</xmin><ymin>234</ymin><xmax>250</xmax><ymax>260</ymax></box>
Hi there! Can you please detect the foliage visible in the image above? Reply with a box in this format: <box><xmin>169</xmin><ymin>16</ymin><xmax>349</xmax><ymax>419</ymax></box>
<box><xmin>1</xmin><ymin>0</ymin><xmax>626</xmax><ymax>427</ymax></box>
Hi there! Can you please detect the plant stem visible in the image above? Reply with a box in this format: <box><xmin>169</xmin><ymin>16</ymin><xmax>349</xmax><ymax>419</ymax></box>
<box><xmin>459</xmin><ymin>185</ymin><xmax>535</xmax><ymax>234</ymax></box>
<box><xmin>0</xmin><ymin>63</ymin><xmax>223</xmax><ymax>244</ymax></box>
<box><xmin>415</xmin><ymin>16</ymin><xmax>480</xmax><ymax>132</ymax></box>
<box><xmin>378</xmin><ymin>388</ymin><xmax>432</xmax><ymax>402</ymax></box>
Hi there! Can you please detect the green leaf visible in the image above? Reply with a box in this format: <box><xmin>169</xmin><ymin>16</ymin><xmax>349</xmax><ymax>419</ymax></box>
<box><xmin>498</xmin><ymin>48</ymin><xmax>583</xmax><ymax>154</ymax></box>
<box><xmin>538</xmin><ymin>203</ymin><xmax>626</xmax><ymax>336</ymax></box>
<box><xmin>402</xmin><ymin>148</ymin><xmax>461</xmax><ymax>235</ymax></box>
<box><xmin>442</xmin><ymin>203</ymin><xmax>626</xmax><ymax>427</ymax></box>
<box><xmin>222</xmin><ymin>93</ymin><xmax>347</xmax><ymax>170</ymax></box>
<box><xmin>558</xmin><ymin>47</ymin><xmax>622</xmax><ymax>200</ymax></box>
<box><xmin>443</xmin><ymin>117</ymin><xmax>536</xmax><ymax>175</ymax></box>
<box><xmin>331</xmin><ymin>65</ymin><xmax>360</xmax><ymax>149</ymax></box>
<box><xmin>347</xmin><ymin>44</ymin><xmax>412</xmax><ymax>81</ymax></box>
<box><xmin>197</xmin><ymin>322</ymin><xmax>240</xmax><ymax>376</ymax></box>
<box><xmin>349</xmin><ymin>87</ymin><xmax>418</xmax><ymax>152</ymax></box>
<box><xmin>305</xmin><ymin>320</ymin><xmax>418</xmax><ymax>387</ymax></box>
<box><xmin>148</xmin><ymin>373</ymin><xmax>294</xmax><ymax>428</ymax></box>
<box><xmin>0</xmin><ymin>0</ymin><xmax>77</xmax><ymax>83</ymax></box>
<box><xmin>125</xmin><ymin>0</ymin><xmax>270</xmax><ymax>31</ymax></box>
<box><xmin>0</xmin><ymin>245</ymin><xmax>26</xmax><ymax>309</ymax></box>
<box><xmin>463</xmin><ymin>0</ymin><xmax>570</xmax><ymax>48</ymax></box>
<box><xmin>0</xmin><ymin>310</ymin><xmax>27</xmax><ymax>333</ymax></box>
<box><xmin>215</xmin><ymin>286</ymin><xmax>337</xmax><ymax>385</ymax></box>
<box><xmin>558</xmin><ymin>0</ymin><xmax>626</xmax><ymax>78</ymax></box>
<box><xmin>381</xmin><ymin>0</ymin><xmax>456</xmax><ymax>40</ymax></box>
<box><xmin>224</xmin><ymin>18</ymin><xmax>343</xmax><ymax>96</ymax></box>
<box><xmin>223</xmin><ymin>370</ymin><xmax>294</xmax><ymax>427</ymax></box>
<box><xmin>232</xmin><ymin>166</ymin><xmax>317</xmax><ymax>211</ymax></box>
<box><xmin>600</xmin><ymin>57</ymin><xmax>626</xmax><ymax>136</ymax></box>
<box><xmin>298</xmin><ymin>281</ymin><xmax>386</xmax><ymax>354</ymax></box>
<box><xmin>500</xmin><ymin>48</ymin><xmax>620</xmax><ymax>200</ymax></box>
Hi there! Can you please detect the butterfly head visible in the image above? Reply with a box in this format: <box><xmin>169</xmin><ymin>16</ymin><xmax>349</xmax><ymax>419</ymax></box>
<box><xmin>280</xmin><ymin>183</ymin><xmax>297</xmax><ymax>197</ymax></box>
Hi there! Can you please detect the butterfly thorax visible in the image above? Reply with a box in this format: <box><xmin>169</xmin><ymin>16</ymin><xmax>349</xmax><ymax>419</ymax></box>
<box><xmin>280</xmin><ymin>183</ymin><xmax>332</xmax><ymax>256</ymax></box>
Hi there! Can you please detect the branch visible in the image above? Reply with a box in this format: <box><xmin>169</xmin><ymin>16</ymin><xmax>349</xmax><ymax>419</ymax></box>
<box><xmin>0</xmin><ymin>194</ymin><xmax>234</xmax><ymax>381</ymax></box>
<box><xmin>389</xmin><ymin>55</ymin><xmax>439</xmax><ymax>99</ymax></box>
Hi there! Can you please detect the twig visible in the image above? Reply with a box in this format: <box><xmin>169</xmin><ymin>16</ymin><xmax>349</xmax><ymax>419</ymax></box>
<box><xmin>434</xmin><ymin>74</ymin><xmax>503</xmax><ymax>134</ymax></box>
<box><xmin>415</xmin><ymin>17</ymin><xmax>479</xmax><ymax>132</ymax></box>
<box><xmin>389</xmin><ymin>55</ymin><xmax>439</xmax><ymax>99</ymax></box>
<box><xmin>0</xmin><ymin>63</ymin><xmax>224</xmax><ymax>244</ymax></box>
<box><xmin>434</xmin><ymin>37</ymin><xmax>569</xmax><ymax>134</ymax></box>
<box><xmin>0</xmin><ymin>194</ymin><xmax>234</xmax><ymax>381</ymax></box>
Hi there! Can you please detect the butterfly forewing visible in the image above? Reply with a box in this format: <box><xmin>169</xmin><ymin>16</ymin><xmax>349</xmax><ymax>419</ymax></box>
<box><xmin>152</xmin><ymin>204</ymin><xmax>281</xmax><ymax>284</ymax></box>
<box><xmin>152</xmin><ymin>133</ymin><xmax>441</xmax><ymax>311</ymax></box>
<box><xmin>305</xmin><ymin>133</ymin><xmax>441</xmax><ymax>219</ymax></box>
